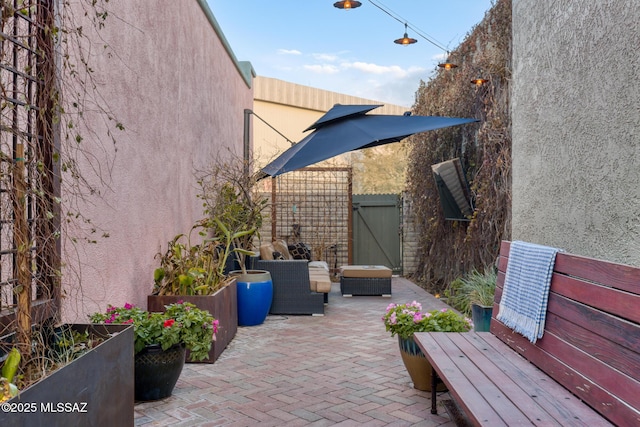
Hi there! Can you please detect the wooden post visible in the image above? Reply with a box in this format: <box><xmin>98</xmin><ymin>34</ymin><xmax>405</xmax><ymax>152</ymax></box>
<box><xmin>14</xmin><ymin>143</ymin><xmax>31</xmax><ymax>355</ymax></box>
<box><xmin>271</xmin><ymin>177</ymin><xmax>277</xmax><ymax>239</ymax></box>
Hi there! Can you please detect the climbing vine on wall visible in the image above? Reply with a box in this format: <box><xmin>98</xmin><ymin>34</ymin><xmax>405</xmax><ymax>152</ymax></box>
<box><xmin>1</xmin><ymin>0</ymin><xmax>122</xmax><ymax>386</ymax></box>
<box><xmin>406</xmin><ymin>0</ymin><xmax>512</xmax><ymax>293</ymax></box>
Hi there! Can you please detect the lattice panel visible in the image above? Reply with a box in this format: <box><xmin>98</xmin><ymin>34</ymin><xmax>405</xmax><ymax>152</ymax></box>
<box><xmin>259</xmin><ymin>167</ymin><xmax>352</xmax><ymax>276</ymax></box>
<box><xmin>0</xmin><ymin>0</ymin><xmax>58</xmax><ymax>326</ymax></box>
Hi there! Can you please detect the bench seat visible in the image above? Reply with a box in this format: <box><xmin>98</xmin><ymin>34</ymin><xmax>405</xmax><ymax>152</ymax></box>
<box><xmin>415</xmin><ymin>240</ymin><xmax>640</xmax><ymax>426</ymax></box>
<box><xmin>417</xmin><ymin>332</ymin><xmax>612</xmax><ymax>426</ymax></box>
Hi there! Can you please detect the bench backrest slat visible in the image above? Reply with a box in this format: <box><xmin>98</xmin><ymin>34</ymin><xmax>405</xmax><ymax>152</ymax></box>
<box><xmin>554</xmin><ymin>252</ymin><xmax>639</xmax><ymax>294</ymax></box>
<box><xmin>491</xmin><ymin>241</ymin><xmax>640</xmax><ymax>426</ymax></box>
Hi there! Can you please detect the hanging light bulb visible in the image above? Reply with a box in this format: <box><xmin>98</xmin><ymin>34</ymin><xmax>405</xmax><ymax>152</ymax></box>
<box><xmin>334</xmin><ymin>1</ymin><xmax>362</xmax><ymax>9</ymax></box>
<box><xmin>437</xmin><ymin>52</ymin><xmax>458</xmax><ymax>70</ymax></box>
<box><xmin>394</xmin><ymin>23</ymin><xmax>417</xmax><ymax>46</ymax></box>
<box><xmin>471</xmin><ymin>76</ymin><xmax>488</xmax><ymax>86</ymax></box>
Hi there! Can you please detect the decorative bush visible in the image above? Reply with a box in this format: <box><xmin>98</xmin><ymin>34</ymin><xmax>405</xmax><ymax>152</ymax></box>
<box><xmin>382</xmin><ymin>301</ymin><xmax>472</xmax><ymax>339</ymax></box>
<box><xmin>90</xmin><ymin>301</ymin><xmax>218</xmax><ymax>361</ymax></box>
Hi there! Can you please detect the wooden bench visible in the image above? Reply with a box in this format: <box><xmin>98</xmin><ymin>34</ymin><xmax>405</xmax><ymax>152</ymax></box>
<box><xmin>415</xmin><ymin>240</ymin><xmax>640</xmax><ymax>426</ymax></box>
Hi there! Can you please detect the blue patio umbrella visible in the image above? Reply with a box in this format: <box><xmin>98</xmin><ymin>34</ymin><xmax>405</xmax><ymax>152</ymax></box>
<box><xmin>260</xmin><ymin>104</ymin><xmax>478</xmax><ymax>177</ymax></box>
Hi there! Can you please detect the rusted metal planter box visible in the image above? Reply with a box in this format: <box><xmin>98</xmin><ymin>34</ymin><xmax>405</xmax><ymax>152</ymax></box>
<box><xmin>147</xmin><ymin>278</ymin><xmax>237</xmax><ymax>363</ymax></box>
<box><xmin>2</xmin><ymin>323</ymin><xmax>134</xmax><ymax>427</ymax></box>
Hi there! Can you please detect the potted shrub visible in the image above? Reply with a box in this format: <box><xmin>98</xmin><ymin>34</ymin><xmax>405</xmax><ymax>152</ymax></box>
<box><xmin>90</xmin><ymin>301</ymin><xmax>216</xmax><ymax>401</ymax></box>
<box><xmin>382</xmin><ymin>301</ymin><xmax>471</xmax><ymax>391</ymax></box>
<box><xmin>214</xmin><ymin>218</ymin><xmax>273</xmax><ymax>326</ymax></box>
<box><xmin>445</xmin><ymin>267</ymin><xmax>497</xmax><ymax>332</ymax></box>
<box><xmin>197</xmin><ymin>156</ymin><xmax>268</xmax><ymax>274</ymax></box>
<box><xmin>197</xmin><ymin>156</ymin><xmax>272</xmax><ymax>326</ymax></box>
<box><xmin>149</xmin><ymin>220</ymin><xmax>237</xmax><ymax>363</ymax></box>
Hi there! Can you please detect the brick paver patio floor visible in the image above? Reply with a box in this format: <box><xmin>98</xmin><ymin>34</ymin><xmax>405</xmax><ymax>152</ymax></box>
<box><xmin>134</xmin><ymin>277</ymin><xmax>458</xmax><ymax>426</ymax></box>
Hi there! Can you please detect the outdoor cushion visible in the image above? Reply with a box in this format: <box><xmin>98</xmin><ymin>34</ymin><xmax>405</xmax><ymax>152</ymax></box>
<box><xmin>309</xmin><ymin>270</ymin><xmax>332</xmax><ymax>293</ymax></box>
<box><xmin>272</xmin><ymin>240</ymin><xmax>292</xmax><ymax>260</ymax></box>
<box><xmin>340</xmin><ymin>265</ymin><xmax>392</xmax><ymax>279</ymax></box>
<box><xmin>308</xmin><ymin>260</ymin><xmax>329</xmax><ymax>271</ymax></box>
<box><xmin>259</xmin><ymin>243</ymin><xmax>275</xmax><ymax>260</ymax></box>
<box><xmin>288</xmin><ymin>242</ymin><xmax>311</xmax><ymax>260</ymax></box>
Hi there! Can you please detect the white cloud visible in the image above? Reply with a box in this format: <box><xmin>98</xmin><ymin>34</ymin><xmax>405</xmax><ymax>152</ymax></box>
<box><xmin>342</xmin><ymin>62</ymin><xmax>426</xmax><ymax>78</ymax></box>
<box><xmin>312</xmin><ymin>53</ymin><xmax>339</xmax><ymax>62</ymax></box>
<box><xmin>303</xmin><ymin>64</ymin><xmax>340</xmax><ymax>74</ymax></box>
<box><xmin>277</xmin><ymin>49</ymin><xmax>302</xmax><ymax>55</ymax></box>
<box><xmin>433</xmin><ymin>52</ymin><xmax>447</xmax><ymax>61</ymax></box>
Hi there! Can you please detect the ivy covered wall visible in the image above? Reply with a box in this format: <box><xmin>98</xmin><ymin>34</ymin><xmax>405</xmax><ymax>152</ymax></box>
<box><xmin>406</xmin><ymin>0</ymin><xmax>512</xmax><ymax>292</ymax></box>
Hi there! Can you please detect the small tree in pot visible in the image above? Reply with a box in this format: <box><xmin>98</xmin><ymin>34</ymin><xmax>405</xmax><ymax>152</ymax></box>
<box><xmin>197</xmin><ymin>155</ymin><xmax>273</xmax><ymax>326</ymax></box>
<box><xmin>197</xmin><ymin>155</ymin><xmax>267</xmax><ymax>274</ymax></box>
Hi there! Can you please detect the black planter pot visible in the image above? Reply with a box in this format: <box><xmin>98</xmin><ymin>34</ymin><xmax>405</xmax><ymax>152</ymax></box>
<box><xmin>135</xmin><ymin>343</ymin><xmax>186</xmax><ymax>401</ymax></box>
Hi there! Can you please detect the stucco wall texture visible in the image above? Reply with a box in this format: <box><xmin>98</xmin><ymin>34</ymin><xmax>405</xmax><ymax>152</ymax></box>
<box><xmin>512</xmin><ymin>0</ymin><xmax>640</xmax><ymax>266</ymax></box>
<box><xmin>61</xmin><ymin>1</ymin><xmax>254</xmax><ymax>320</ymax></box>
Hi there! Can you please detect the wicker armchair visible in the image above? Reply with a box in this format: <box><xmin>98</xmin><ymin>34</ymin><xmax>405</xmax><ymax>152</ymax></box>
<box><xmin>255</xmin><ymin>259</ymin><xmax>324</xmax><ymax>315</ymax></box>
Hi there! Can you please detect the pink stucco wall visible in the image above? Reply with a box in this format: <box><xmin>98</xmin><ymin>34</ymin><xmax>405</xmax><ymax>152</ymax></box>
<box><xmin>61</xmin><ymin>1</ymin><xmax>254</xmax><ymax>320</ymax></box>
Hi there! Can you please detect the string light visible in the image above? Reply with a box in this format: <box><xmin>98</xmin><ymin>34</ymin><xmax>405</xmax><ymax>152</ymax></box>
<box><xmin>333</xmin><ymin>1</ymin><xmax>362</xmax><ymax>10</ymax></box>
<box><xmin>394</xmin><ymin>23</ymin><xmax>417</xmax><ymax>46</ymax></box>
<box><xmin>337</xmin><ymin>0</ymin><xmax>458</xmax><ymax>69</ymax></box>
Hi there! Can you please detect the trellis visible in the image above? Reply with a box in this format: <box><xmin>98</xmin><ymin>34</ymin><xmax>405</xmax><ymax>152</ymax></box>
<box><xmin>258</xmin><ymin>167</ymin><xmax>352</xmax><ymax>277</ymax></box>
<box><xmin>0</xmin><ymin>0</ymin><xmax>59</xmax><ymax>346</ymax></box>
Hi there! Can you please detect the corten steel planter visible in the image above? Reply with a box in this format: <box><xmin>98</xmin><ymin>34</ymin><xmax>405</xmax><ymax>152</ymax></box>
<box><xmin>147</xmin><ymin>278</ymin><xmax>238</xmax><ymax>363</ymax></box>
<box><xmin>1</xmin><ymin>323</ymin><xmax>134</xmax><ymax>427</ymax></box>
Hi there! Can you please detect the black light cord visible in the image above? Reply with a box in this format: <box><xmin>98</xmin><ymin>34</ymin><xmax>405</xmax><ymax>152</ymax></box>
<box><xmin>367</xmin><ymin>0</ymin><xmax>450</xmax><ymax>52</ymax></box>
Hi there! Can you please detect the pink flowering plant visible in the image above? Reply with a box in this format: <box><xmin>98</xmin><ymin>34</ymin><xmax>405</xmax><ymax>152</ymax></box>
<box><xmin>382</xmin><ymin>301</ymin><xmax>472</xmax><ymax>339</ymax></box>
<box><xmin>89</xmin><ymin>301</ymin><xmax>218</xmax><ymax>361</ymax></box>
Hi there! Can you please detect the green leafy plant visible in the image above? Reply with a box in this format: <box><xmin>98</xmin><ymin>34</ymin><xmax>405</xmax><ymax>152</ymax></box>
<box><xmin>197</xmin><ymin>156</ymin><xmax>267</xmax><ymax>274</ymax></box>
<box><xmin>445</xmin><ymin>267</ymin><xmax>497</xmax><ymax>316</ymax></box>
<box><xmin>1</xmin><ymin>348</ymin><xmax>20</xmax><ymax>403</ymax></box>
<box><xmin>212</xmin><ymin>217</ymin><xmax>257</xmax><ymax>274</ymax></box>
<box><xmin>152</xmin><ymin>221</ymin><xmax>231</xmax><ymax>296</ymax></box>
<box><xmin>382</xmin><ymin>301</ymin><xmax>471</xmax><ymax>339</ymax></box>
<box><xmin>89</xmin><ymin>301</ymin><xmax>218</xmax><ymax>361</ymax></box>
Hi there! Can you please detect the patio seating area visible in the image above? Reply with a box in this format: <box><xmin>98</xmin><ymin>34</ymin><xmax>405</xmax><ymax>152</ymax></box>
<box><xmin>134</xmin><ymin>277</ymin><xmax>460</xmax><ymax>426</ymax></box>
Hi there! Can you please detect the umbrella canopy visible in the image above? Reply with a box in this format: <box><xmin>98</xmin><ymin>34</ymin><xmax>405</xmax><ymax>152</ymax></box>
<box><xmin>261</xmin><ymin>104</ymin><xmax>478</xmax><ymax>177</ymax></box>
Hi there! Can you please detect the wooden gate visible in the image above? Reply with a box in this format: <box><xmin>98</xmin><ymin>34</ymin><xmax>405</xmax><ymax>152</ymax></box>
<box><xmin>352</xmin><ymin>194</ymin><xmax>402</xmax><ymax>274</ymax></box>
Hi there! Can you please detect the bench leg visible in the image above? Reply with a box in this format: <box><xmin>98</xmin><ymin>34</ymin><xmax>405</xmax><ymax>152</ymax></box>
<box><xmin>431</xmin><ymin>367</ymin><xmax>438</xmax><ymax>414</ymax></box>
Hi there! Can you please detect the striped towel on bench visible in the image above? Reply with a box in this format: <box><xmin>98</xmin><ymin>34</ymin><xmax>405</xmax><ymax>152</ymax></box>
<box><xmin>497</xmin><ymin>241</ymin><xmax>562</xmax><ymax>343</ymax></box>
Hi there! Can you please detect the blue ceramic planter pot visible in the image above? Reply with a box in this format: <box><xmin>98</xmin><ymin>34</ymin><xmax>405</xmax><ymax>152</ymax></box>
<box><xmin>232</xmin><ymin>270</ymin><xmax>273</xmax><ymax>326</ymax></box>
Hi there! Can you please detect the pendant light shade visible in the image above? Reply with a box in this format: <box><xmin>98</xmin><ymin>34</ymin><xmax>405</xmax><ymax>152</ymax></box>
<box><xmin>471</xmin><ymin>76</ymin><xmax>488</xmax><ymax>86</ymax></box>
<box><xmin>334</xmin><ymin>1</ymin><xmax>362</xmax><ymax>9</ymax></box>
<box><xmin>438</xmin><ymin>52</ymin><xmax>458</xmax><ymax>70</ymax></box>
<box><xmin>394</xmin><ymin>23</ymin><xmax>417</xmax><ymax>46</ymax></box>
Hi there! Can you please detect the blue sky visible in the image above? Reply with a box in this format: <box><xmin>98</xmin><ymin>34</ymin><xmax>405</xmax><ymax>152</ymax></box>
<box><xmin>207</xmin><ymin>1</ymin><xmax>494</xmax><ymax>107</ymax></box>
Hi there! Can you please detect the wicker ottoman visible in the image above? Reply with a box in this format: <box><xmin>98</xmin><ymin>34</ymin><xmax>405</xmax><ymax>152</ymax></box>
<box><xmin>340</xmin><ymin>265</ymin><xmax>392</xmax><ymax>297</ymax></box>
